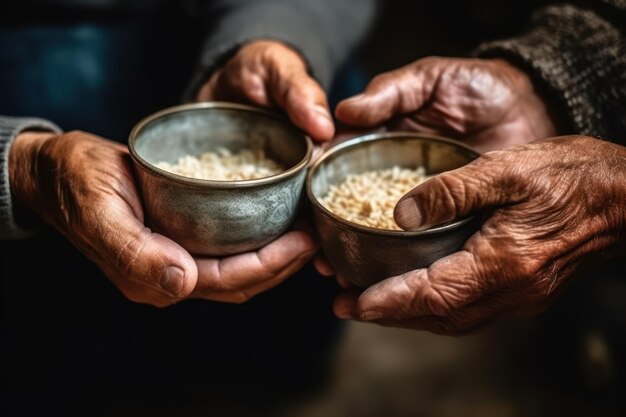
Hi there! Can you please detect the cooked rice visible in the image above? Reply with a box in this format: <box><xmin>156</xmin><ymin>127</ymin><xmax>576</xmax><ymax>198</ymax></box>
<box><xmin>156</xmin><ymin>147</ymin><xmax>283</xmax><ymax>181</ymax></box>
<box><xmin>320</xmin><ymin>166</ymin><xmax>429</xmax><ymax>230</ymax></box>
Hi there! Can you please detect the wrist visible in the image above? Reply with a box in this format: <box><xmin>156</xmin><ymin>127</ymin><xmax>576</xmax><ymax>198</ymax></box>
<box><xmin>9</xmin><ymin>131</ymin><xmax>57</xmax><ymax>216</ymax></box>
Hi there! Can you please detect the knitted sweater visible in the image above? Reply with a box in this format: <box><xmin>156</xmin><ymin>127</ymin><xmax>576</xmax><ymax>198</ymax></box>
<box><xmin>475</xmin><ymin>0</ymin><xmax>626</xmax><ymax>141</ymax></box>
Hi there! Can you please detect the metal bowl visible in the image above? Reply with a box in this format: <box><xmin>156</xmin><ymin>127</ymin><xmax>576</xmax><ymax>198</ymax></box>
<box><xmin>306</xmin><ymin>131</ymin><xmax>481</xmax><ymax>288</ymax></box>
<box><xmin>129</xmin><ymin>102</ymin><xmax>312</xmax><ymax>256</ymax></box>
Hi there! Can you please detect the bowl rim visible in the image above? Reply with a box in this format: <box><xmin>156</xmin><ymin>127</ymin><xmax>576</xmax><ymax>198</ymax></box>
<box><xmin>305</xmin><ymin>131</ymin><xmax>481</xmax><ymax>237</ymax></box>
<box><xmin>128</xmin><ymin>101</ymin><xmax>313</xmax><ymax>189</ymax></box>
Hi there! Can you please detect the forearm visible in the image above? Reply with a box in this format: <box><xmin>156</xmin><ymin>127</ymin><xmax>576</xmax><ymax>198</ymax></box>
<box><xmin>0</xmin><ymin>115</ymin><xmax>61</xmax><ymax>239</ymax></box>
<box><xmin>185</xmin><ymin>0</ymin><xmax>378</xmax><ymax>99</ymax></box>
<box><xmin>474</xmin><ymin>1</ymin><xmax>626</xmax><ymax>141</ymax></box>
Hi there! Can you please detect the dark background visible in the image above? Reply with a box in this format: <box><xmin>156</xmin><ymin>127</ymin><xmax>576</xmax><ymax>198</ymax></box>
<box><xmin>2</xmin><ymin>1</ymin><xmax>625</xmax><ymax>416</ymax></box>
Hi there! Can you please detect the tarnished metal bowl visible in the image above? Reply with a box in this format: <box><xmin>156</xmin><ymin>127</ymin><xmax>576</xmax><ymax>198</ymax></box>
<box><xmin>306</xmin><ymin>132</ymin><xmax>481</xmax><ymax>288</ymax></box>
<box><xmin>129</xmin><ymin>102</ymin><xmax>312</xmax><ymax>256</ymax></box>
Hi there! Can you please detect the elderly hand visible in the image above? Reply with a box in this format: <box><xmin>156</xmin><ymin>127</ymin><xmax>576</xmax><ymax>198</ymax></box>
<box><xmin>335</xmin><ymin>57</ymin><xmax>560</xmax><ymax>152</ymax></box>
<box><xmin>197</xmin><ymin>40</ymin><xmax>334</xmax><ymax>142</ymax></box>
<box><xmin>10</xmin><ymin>131</ymin><xmax>317</xmax><ymax>307</ymax></box>
<box><xmin>333</xmin><ymin>135</ymin><xmax>626</xmax><ymax>334</ymax></box>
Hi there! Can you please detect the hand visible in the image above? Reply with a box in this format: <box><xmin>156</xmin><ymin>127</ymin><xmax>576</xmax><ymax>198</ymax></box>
<box><xmin>333</xmin><ymin>135</ymin><xmax>626</xmax><ymax>334</ymax></box>
<box><xmin>10</xmin><ymin>131</ymin><xmax>317</xmax><ymax>307</ymax></box>
<box><xmin>335</xmin><ymin>57</ymin><xmax>561</xmax><ymax>152</ymax></box>
<box><xmin>197</xmin><ymin>40</ymin><xmax>334</xmax><ymax>142</ymax></box>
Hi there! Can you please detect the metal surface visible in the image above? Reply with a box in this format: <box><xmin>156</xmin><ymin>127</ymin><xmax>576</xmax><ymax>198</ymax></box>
<box><xmin>306</xmin><ymin>131</ymin><xmax>481</xmax><ymax>288</ymax></box>
<box><xmin>129</xmin><ymin>101</ymin><xmax>313</xmax><ymax>256</ymax></box>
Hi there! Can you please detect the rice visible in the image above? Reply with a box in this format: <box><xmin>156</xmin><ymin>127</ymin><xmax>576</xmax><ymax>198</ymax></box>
<box><xmin>156</xmin><ymin>147</ymin><xmax>283</xmax><ymax>181</ymax></box>
<box><xmin>320</xmin><ymin>166</ymin><xmax>429</xmax><ymax>230</ymax></box>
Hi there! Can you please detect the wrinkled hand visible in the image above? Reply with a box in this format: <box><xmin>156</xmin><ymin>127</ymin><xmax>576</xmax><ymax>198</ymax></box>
<box><xmin>197</xmin><ymin>40</ymin><xmax>334</xmax><ymax>142</ymax></box>
<box><xmin>334</xmin><ymin>135</ymin><xmax>626</xmax><ymax>334</ymax></box>
<box><xmin>10</xmin><ymin>131</ymin><xmax>317</xmax><ymax>307</ymax></box>
<box><xmin>335</xmin><ymin>57</ymin><xmax>560</xmax><ymax>152</ymax></box>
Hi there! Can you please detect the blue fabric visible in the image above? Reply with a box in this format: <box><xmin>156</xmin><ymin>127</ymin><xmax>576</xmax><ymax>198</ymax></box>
<box><xmin>0</xmin><ymin>20</ymin><xmax>200</xmax><ymax>140</ymax></box>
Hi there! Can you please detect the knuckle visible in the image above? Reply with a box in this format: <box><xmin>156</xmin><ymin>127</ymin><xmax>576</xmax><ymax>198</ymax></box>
<box><xmin>369</xmin><ymin>72</ymin><xmax>395</xmax><ymax>90</ymax></box>
<box><xmin>430</xmin><ymin>174</ymin><xmax>466</xmax><ymax>217</ymax></box>
<box><xmin>422</xmin><ymin>285</ymin><xmax>455</xmax><ymax>316</ymax></box>
<box><xmin>115</xmin><ymin>231</ymin><xmax>150</xmax><ymax>277</ymax></box>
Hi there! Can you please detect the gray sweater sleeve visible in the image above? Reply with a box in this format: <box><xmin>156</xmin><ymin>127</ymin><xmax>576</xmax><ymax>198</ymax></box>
<box><xmin>474</xmin><ymin>0</ymin><xmax>626</xmax><ymax>141</ymax></box>
<box><xmin>0</xmin><ymin>116</ymin><xmax>62</xmax><ymax>239</ymax></box>
<box><xmin>184</xmin><ymin>0</ymin><xmax>378</xmax><ymax>100</ymax></box>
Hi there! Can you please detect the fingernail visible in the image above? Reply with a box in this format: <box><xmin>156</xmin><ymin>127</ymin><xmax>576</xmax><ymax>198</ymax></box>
<box><xmin>361</xmin><ymin>310</ymin><xmax>384</xmax><ymax>321</ymax></box>
<box><xmin>161</xmin><ymin>266</ymin><xmax>185</xmax><ymax>296</ymax></box>
<box><xmin>394</xmin><ymin>198</ymin><xmax>423</xmax><ymax>231</ymax></box>
<box><xmin>335</xmin><ymin>307</ymin><xmax>355</xmax><ymax>320</ymax></box>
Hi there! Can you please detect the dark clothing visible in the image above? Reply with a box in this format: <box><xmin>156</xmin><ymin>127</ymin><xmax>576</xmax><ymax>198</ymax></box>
<box><xmin>2</xmin><ymin>0</ymin><xmax>626</xmax><ymax>415</ymax></box>
<box><xmin>476</xmin><ymin>0</ymin><xmax>626</xmax><ymax>141</ymax></box>
<box><xmin>0</xmin><ymin>1</ymin><xmax>374</xmax><ymax>416</ymax></box>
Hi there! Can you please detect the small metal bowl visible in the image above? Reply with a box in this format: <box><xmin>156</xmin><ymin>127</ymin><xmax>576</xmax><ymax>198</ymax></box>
<box><xmin>129</xmin><ymin>102</ymin><xmax>312</xmax><ymax>256</ymax></box>
<box><xmin>306</xmin><ymin>132</ymin><xmax>481</xmax><ymax>288</ymax></box>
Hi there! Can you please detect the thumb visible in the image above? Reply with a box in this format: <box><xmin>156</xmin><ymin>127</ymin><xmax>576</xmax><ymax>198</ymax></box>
<box><xmin>127</xmin><ymin>232</ymin><xmax>199</xmax><ymax>298</ymax></box>
<box><xmin>270</xmin><ymin>71</ymin><xmax>334</xmax><ymax>142</ymax></box>
<box><xmin>100</xmin><ymin>215</ymin><xmax>199</xmax><ymax>300</ymax></box>
<box><xmin>335</xmin><ymin>63</ymin><xmax>431</xmax><ymax>127</ymax></box>
<box><xmin>393</xmin><ymin>157</ymin><xmax>518</xmax><ymax>231</ymax></box>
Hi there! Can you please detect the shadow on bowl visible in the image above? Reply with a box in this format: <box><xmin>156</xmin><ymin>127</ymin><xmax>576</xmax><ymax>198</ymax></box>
<box><xmin>129</xmin><ymin>102</ymin><xmax>312</xmax><ymax>256</ymax></box>
<box><xmin>306</xmin><ymin>131</ymin><xmax>481</xmax><ymax>288</ymax></box>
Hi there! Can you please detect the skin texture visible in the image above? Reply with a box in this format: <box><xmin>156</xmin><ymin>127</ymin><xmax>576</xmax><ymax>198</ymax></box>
<box><xmin>197</xmin><ymin>40</ymin><xmax>335</xmax><ymax>142</ymax></box>
<box><xmin>333</xmin><ymin>135</ymin><xmax>626</xmax><ymax>335</ymax></box>
<box><xmin>10</xmin><ymin>131</ymin><xmax>317</xmax><ymax>307</ymax></box>
<box><xmin>7</xmin><ymin>40</ymin><xmax>336</xmax><ymax>307</ymax></box>
<box><xmin>335</xmin><ymin>57</ymin><xmax>560</xmax><ymax>153</ymax></box>
<box><xmin>315</xmin><ymin>56</ymin><xmax>562</xmax><ymax>281</ymax></box>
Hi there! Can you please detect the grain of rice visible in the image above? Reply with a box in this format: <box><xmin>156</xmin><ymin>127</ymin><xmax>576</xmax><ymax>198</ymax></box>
<box><xmin>156</xmin><ymin>147</ymin><xmax>283</xmax><ymax>181</ymax></box>
<box><xmin>320</xmin><ymin>166</ymin><xmax>429</xmax><ymax>230</ymax></box>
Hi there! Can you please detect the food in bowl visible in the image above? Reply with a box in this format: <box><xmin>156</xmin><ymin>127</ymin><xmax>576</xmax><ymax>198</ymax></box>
<box><xmin>319</xmin><ymin>165</ymin><xmax>429</xmax><ymax>230</ymax></box>
<box><xmin>155</xmin><ymin>146</ymin><xmax>284</xmax><ymax>181</ymax></box>
<box><xmin>306</xmin><ymin>131</ymin><xmax>481</xmax><ymax>288</ymax></box>
<box><xmin>128</xmin><ymin>101</ymin><xmax>312</xmax><ymax>256</ymax></box>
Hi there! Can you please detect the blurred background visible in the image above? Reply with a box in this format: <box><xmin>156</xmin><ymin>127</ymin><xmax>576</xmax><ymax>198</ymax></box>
<box><xmin>2</xmin><ymin>1</ymin><xmax>625</xmax><ymax>416</ymax></box>
<box><xmin>277</xmin><ymin>2</ymin><xmax>626</xmax><ymax>416</ymax></box>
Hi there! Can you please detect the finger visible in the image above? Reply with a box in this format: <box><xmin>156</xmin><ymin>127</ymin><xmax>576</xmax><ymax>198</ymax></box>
<box><xmin>195</xmin><ymin>69</ymin><xmax>223</xmax><ymax>102</ymax></box>
<box><xmin>198</xmin><ymin>44</ymin><xmax>333</xmax><ymax>141</ymax></box>
<box><xmin>393</xmin><ymin>155</ymin><xmax>521</xmax><ymax>231</ymax></box>
<box><xmin>333</xmin><ymin>287</ymin><xmax>363</xmax><ymax>319</ymax></box>
<box><xmin>209</xmin><ymin>249</ymin><xmax>314</xmax><ymax>304</ymax></box>
<box><xmin>364</xmin><ymin>291</ymin><xmax>513</xmax><ymax>335</ymax></box>
<box><xmin>313</xmin><ymin>253</ymin><xmax>335</xmax><ymax>277</ymax></box>
<box><xmin>269</xmin><ymin>70</ymin><xmax>334</xmax><ymax>142</ymax></box>
<box><xmin>336</xmin><ymin>274</ymin><xmax>353</xmax><ymax>289</ymax></box>
<box><xmin>334</xmin><ymin>63</ymin><xmax>431</xmax><ymax>127</ymax></box>
<box><xmin>192</xmin><ymin>231</ymin><xmax>317</xmax><ymax>303</ymax></box>
<box><xmin>354</xmin><ymin>250</ymin><xmax>492</xmax><ymax>321</ymax></box>
<box><xmin>102</xmin><ymin>225</ymin><xmax>199</xmax><ymax>304</ymax></box>
<box><xmin>386</xmin><ymin>117</ymin><xmax>460</xmax><ymax>140</ymax></box>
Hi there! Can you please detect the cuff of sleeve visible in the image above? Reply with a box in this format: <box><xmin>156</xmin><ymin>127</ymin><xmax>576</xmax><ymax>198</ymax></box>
<box><xmin>0</xmin><ymin>116</ymin><xmax>62</xmax><ymax>239</ymax></box>
<box><xmin>473</xmin><ymin>4</ymin><xmax>625</xmax><ymax>138</ymax></box>
<box><xmin>183</xmin><ymin>4</ymin><xmax>333</xmax><ymax>102</ymax></box>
